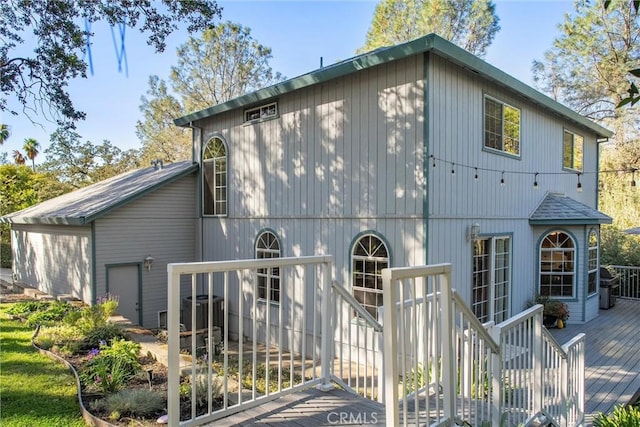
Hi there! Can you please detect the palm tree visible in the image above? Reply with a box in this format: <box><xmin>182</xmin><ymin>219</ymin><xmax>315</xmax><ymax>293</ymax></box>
<box><xmin>0</xmin><ymin>124</ymin><xmax>9</xmax><ymax>145</ymax></box>
<box><xmin>23</xmin><ymin>138</ymin><xmax>40</xmax><ymax>170</ymax></box>
<box><xmin>12</xmin><ymin>150</ymin><xmax>25</xmax><ymax>165</ymax></box>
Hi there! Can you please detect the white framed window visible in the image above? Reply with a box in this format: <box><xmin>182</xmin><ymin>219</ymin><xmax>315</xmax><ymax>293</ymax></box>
<box><xmin>472</xmin><ymin>236</ymin><xmax>511</xmax><ymax>324</ymax></box>
<box><xmin>244</xmin><ymin>102</ymin><xmax>278</xmax><ymax>123</ymax></box>
<box><xmin>484</xmin><ymin>95</ymin><xmax>520</xmax><ymax>156</ymax></box>
<box><xmin>256</xmin><ymin>231</ymin><xmax>281</xmax><ymax>302</ymax></box>
<box><xmin>588</xmin><ymin>229</ymin><xmax>599</xmax><ymax>296</ymax></box>
<box><xmin>563</xmin><ymin>130</ymin><xmax>583</xmax><ymax>171</ymax></box>
<box><xmin>203</xmin><ymin>137</ymin><xmax>227</xmax><ymax>216</ymax></box>
<box><xmin>351</xmin><ymin>234</ymin><xmax>389</xmax><ymax>321</ymax></box>
<box><xmin>539</xmin><ymin>231</ymin><xmax>575</xmax><ymax>298</ymax></box>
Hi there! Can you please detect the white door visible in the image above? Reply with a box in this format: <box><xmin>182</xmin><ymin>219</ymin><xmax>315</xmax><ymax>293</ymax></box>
<box><xmin>107</xmin><ymin>264</ymin><xmax>141</xmax><ymax>324</ymax></box>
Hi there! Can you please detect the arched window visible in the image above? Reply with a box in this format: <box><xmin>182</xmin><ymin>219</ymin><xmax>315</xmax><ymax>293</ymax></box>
<box><xmin>539</xmin><ymin>231</ymin><xmax>575</xmax><ymax>298</ymax></box>
<box><xmin>351</xmin><ymin>234</ymin><xmax>389</xmax><ymax>320</ymax></box>
<box><xmin>256</xmin><ymin>231</ymin><xmax>280</xmax><ymax>302</ymax></box>
<box><xmin>588</xmin><ymin>229</ymin><xmax>599</xmax><ymax>296</ymax></box>
<box><xmin>203</xmin><ymin>137</ymin><xmax>227</xmax><ymax>216</ymax></box>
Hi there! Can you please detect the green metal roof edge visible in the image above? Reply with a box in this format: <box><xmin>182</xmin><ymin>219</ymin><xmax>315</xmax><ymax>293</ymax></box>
<box><xmin>2</xmin><ymin>162</ymin><xmax>199</xmax><ymax>226</ymax></box>
<box><xmin>174</xmin><ymin>34</ymin><xmax>611</xmax><ymax>139</ymax></box>
<box><xmin>529</xmin><ymin>218</ymin><xmax>612</xmax><ymax>226</ymax></box>
<box><xmin>82</xmin><ymin>162</ymin><xmax>199</xmax><ymax>224</ymax></box>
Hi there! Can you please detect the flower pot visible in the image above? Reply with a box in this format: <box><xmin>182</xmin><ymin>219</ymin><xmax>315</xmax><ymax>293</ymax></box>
<box><xmin>543</xmin><ymin>315</ymin><xmax>558</xmax><ymax>328</ymax></box>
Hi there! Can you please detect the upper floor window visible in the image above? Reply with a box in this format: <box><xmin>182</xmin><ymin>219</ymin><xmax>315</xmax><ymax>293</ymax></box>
<box><xmin>539</xmin><ymin>231</ymin><xmax>575</xmax><ymax>298</ymax></box>
<box><xmin>588</xmin><ymin>229</ymin><xmax>599</xmax><ymax>296</ymax></box>
<box><xmin>244</xmin><ymin>102</ymin><xmax>278</xmax><ymax>123</ymax></box>
<box><xmin>352</xmin><ymin>234</ymin><xmax>389</xmax><ymax>321</ymax></box>
<box><xmin>256</xmin><ymin>231</ymin><xmax>281</xmax><ymax>302</ymax></box>
<box><xmin>203</xmin><ymin>137</ymin><xmax>227</xmax><ymax>216</ymax></box>
<box><xmin>484</xmin><ymin>95</ymin><xmax>520</xmax><ymax>156</ymax></box>
<box><xmin>563</xmin><ymin>130</ymin><xmax>583</xmax><ymax>171</ymax></box>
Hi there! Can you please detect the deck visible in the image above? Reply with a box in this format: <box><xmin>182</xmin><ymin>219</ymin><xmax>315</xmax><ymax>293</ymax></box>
<box><xmin>550</xmin><ymin>298</ymin><xmax>640</xmax><ymax>417</ymax></box>
<box><xmin>212</xmin><ymin>299</ymin><xmax>640</xmax><ymax>426</ymax></box>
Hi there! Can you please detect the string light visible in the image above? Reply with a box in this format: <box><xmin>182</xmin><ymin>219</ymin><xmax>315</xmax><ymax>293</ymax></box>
<box><xmin>533</xmin><ymin>173</ymin><xmax>539</xmax><ymax>190</ymax></box>
<box><xmin>474</xmin><ymin>167</ymin><xmax>479</xmax><ymax>181</ymax></box>
<box><xmin>500</xmin><ymin>171</ymin><xmax>505</xmax><ymax>187</ymax></box>
<box><xmin>577</xmin><ymin>173</ymin><xmax>583</xmax><ymax>193</ymax></box>
<box><xmin>631</xmin><ymin>169</ymin><xmax>637</xmax><ymax>190</ymax></box>
<box><xmin>451</xmin><ymin>163</ymin><xmax>455</xmax><ymax>175</ymax></box>
<box><xmin>431</xmin><ymin>154</ymin><xmax>436</xmax><ymax>168</ymax></box>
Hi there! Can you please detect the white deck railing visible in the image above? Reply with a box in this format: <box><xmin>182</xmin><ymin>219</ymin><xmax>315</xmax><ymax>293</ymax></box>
<box><xmin>167</xmin><ymin>256</ymin><xmax>333</xmax><ymax>426</ymax></box>
<box><xmin>608</xmin><ymin>265</ymin><xmax>640</xmax><ymax>300</ymax></box>
<box><xmin>381</xmin><ymin>263</ymin><xmax>585</xmax><ymax>427</ymax></box>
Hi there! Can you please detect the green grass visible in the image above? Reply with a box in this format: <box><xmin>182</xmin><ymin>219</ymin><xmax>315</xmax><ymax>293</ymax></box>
<box><xmin>0</xmin><ymin>303</ymin><xmax>87</xmax><ymax>426</ymax></box>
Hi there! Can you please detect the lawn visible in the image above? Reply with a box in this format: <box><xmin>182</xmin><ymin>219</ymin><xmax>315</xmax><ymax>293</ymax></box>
<box><xmin>0</xmin><ymin>303</ymin><xmax>86</xmax><ymax>427</ymax></box>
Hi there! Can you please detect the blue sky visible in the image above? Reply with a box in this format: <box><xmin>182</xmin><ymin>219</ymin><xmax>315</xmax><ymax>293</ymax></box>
<box><xmin>1</xmin><ymin>0</ymin><xmax>574</xmax><ymax>161</ymax></box>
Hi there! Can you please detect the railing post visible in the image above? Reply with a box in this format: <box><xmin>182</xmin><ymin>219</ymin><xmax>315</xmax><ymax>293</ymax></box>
<box><xmin>318</xmin><ymin>260</ymin><xmax>333</xmax><ymax>391</ymax></box>
<box><xmin>382</xmin><ymin>268</ymin><xmax>399</xmax><ymax>426</ymax></box>
<box><xmin>533</xmin><ymin>308</ymin><xmax>543</xmax><ymax>415</ymax></box>
<box><xmin>490</xmin><ymin>325</ymin><xmax>503</xmax><ymax>427</ymax></box>
<box><xmin>439</xmin><ymin>270</ymin><xmax>456</xmax><ymax>422</ymax></box>
<box><xmin>167</xmin><ymin>264</ymin><xmax>181</xmax><ymax>426</ymax></box>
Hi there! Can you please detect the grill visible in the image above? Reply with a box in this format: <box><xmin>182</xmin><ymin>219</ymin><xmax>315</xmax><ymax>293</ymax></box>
<box><xmin>599</xmin><ymin>267</ymin><xmax>619</xmax><ymax>309</ymax></box>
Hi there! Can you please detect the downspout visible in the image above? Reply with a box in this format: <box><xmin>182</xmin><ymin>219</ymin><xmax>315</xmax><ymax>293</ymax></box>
<box><xmin>91</xmin><ymin>221</ymin><xmax>97</xmax><ymax>305</ymax></box>
<box><xmin>187</xmin><ymin>121</ymin><xmax>204</xmax><ymax>265</ymax></box>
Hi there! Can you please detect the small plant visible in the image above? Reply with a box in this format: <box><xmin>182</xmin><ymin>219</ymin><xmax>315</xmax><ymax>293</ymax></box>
<box><xmin>594</xmin><ymin>405</ymin><xmax>640</xmax><ymax>427</ymax></box>
<box><xmin>33</xmin><ymin>325</ymin><xmax>84</xmax><ymax>354</ymax></box>
<box><xmin>65</xmin><ymin>293</ymin><xmax>119</xmax><ymax>335</ymax></box>
<box><xmin>6</xmin><ymin>300</ymin><xmax>49</xmax><ymax>317</ymax></box>
<box><xmin>530</xmin><ymin>294</ymin><xmax>570</xmax><ymax>322</ymax></box>
<box><xmin>89</xmin><ymin>389</ymin><xmax>165</xmax><ymax>420</ymax></box>
<box><xmin>78</xmin><ymin>323</ymin><xmax>128</xmax><ymax>351</ymax></box>
<box><xmin>26</xmin><ymin>301</ymin><xmax>75</xmax><ymax>327</ymax></box>
<box><xmin>79</xmin><ymin>339</ymin><xmax>141</xmax><ymax>393</ymax></box>
<box><xmin>180</xmin><ymin>373</ymin><xmax>224</xmax><ymax>409</ymax></box>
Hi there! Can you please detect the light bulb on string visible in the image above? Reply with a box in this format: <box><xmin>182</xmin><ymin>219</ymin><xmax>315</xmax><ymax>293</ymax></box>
<box><xmin>577</xmin><ymin>173</ymin><xmax>583</xmax><ymax>193</ymax></box>
<box><xmin>431</xmin><ymin>155</ymin><xmax>436</xmax><ymax>168</ymax></box>
<box><xmin>451</xmin><ymin>163</ymin><xmax>455</xmax><ymax>175</ymax></box>
<box><xmin>474</xmin><ymin>168</ymin><xmax>478</xmax><ymax>181</ymax></box>
<box><xmin>533</xmin><ymin>173</ymin><xmax>539</xmax><ymax>190</ymax></box>
<box><xmin>500</xmin><ymin>171</ymin><xmax>505</xmax><ymax>187</ymax></box>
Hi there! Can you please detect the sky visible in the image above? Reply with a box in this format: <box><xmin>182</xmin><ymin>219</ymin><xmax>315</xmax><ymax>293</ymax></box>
<box><xmin>1</xmin><ymin>0</ymin><xmax>575</xmax><ymax>163</ymax></box>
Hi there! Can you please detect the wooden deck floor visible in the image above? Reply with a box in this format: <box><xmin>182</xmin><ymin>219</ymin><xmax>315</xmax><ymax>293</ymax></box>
<box><xmin>550</xmin><ymin>298</ymin><xmax>640</xmax><ymax>417</ymax></box>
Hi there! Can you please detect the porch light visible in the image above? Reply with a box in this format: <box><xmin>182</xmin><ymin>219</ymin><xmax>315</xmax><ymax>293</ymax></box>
<box><xmin>144</xmin><ymin>255</ymin><xmax>154</xmax><ymax>271</ymax></box>
<box><xmin>467</xmin><ymin>223</ymin><xmax>480</xmax><ymax>241</ymax></box>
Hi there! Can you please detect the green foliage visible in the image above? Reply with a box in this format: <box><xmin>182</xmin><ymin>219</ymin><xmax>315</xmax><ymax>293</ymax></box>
<box><xmin>0</xmin><ymin>304</ymin><xmax>86</xmax><ymax>426</ymax></box>
<box><xmin>180</xmin><ymin>373</ymin><xmax>224</xmax><ymax>410</ymax></box>
<box><xmin>601</xmin><ymin>226</ymin><xmax>640</xmax><ymax>266</ymax></box>
<box><xmin>25</xmin><ymin>301</ymin><xmax>75</xmax><ymax>327</ymax></box>
<box><xmin>41</xmin><ymin>129</ymin><xmax>140</xmax><ymax>188</ymax></box>
<box><xmin>77</xmin><ymin>323</ymin><xmax>128</xmax><ymax>352</ymax></box>
<box><xmin>137</xmin><ymin>21</ymin><xmax>283</xmax><ymax>163</ymax></box>
<box><xmin>358</xmin><ymin>0</ymin><xmax>500</xmax><ymax>57</ymax></box>
<box><xmin>79</xmin><ymin>339</ymin><xmax>141</xmax><ymax>394</ymax></box>
<box><xmin>5</xmin><ymin>300</ymin><xmax>50</xmax><ymax>316</ymax></box>
<box><xmin>1</xmin><ymin>0</ymin><xmax>221</xmax><ymax>130</ymax></box>
<box><xmin>1</xmin><ymin>241</ymin><xmax>11</xmax><ymax>268</ymax></box>
<box><xmin>33</xmin><ymin>325</ymin><xmax>84</xmax><ymax>354</ymax></box>
<box><xmin>98</xmin><ymin>339</ymin><xmax>142</xmax><ymax>376</ymax></box>
<box><xmin>89</xmin><ymin>389</ymin><xmax>165</xmax><ymax>421</ymax></box>
<box><xmin>404</xmin><ymin>362</ymin><xmax>431</xmax><ymax>395</ymax></box>
<box><xmin>594</xmin><ymin>405</ymin><xmax>640</xmax><ymax>426</ymax></box>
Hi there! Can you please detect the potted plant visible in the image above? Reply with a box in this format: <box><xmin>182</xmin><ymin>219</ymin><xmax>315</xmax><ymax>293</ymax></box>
<box><xmin>530</xmin><ymin>295</ymin><xmax>570</xmax><ymax>328</ymax></box>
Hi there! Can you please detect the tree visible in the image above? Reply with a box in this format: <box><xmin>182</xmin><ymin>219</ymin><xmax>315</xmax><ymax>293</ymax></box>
<box><xmin>41</xmin><ymin>129</ymin><xmax>140</xmax><ymax>188</ymax></box>
<box><xmin>12</xmin><ymin>150</ymin><xmax>25</xmax><ymax>165</ymax></box>
<box><xmin>0</xmin><ymin>124</ymin><xmax>9</xmax><ymax>144</ymax></box>
<box><xmin>358</xmin><ymin>0</ymin><xmax>500</xmax><ymax>57</ymax></box>
<box><xmin>23</xmin><ymin>138</ymin><xmax>40</xmax><ymax>171</ymax></box>
<box><xmin>136</xmin><ymin>21</ymin><xmax>283</xmax><ymax>163</ymax></box>
<box><xmin>1</xmin><ymin>0</ymin><xmax>221</xmax><ymax>131</ymax></box>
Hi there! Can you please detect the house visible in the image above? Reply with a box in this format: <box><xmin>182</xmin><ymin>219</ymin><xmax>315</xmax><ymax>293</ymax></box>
<box><xmin>1</xmin><ymin>161</ymin><xmax>197</xmax><ymax>327</ymax></box>
<box><xmin>173</xmin><ymin>33</ymin><xmax>612</xmax><ymax>328</ymax></box>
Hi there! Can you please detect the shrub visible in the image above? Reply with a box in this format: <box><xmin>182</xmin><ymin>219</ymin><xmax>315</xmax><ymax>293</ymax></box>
<box><xmin>89</xmin><ymin>389</ymin><xmax>165</xmax><ymax>421</ymax></box>
<box><xmin>26</xmin><ymin>301</ymin><xmax>75</xmax><ymax>327</ymax></box>
<box><xmin>77</xmin><ymin>323</ymin><xmax>128</xmax><ymax>352</ymax></box>
<box><xmin>0</xmin><ymin>241</ymin><xmax>11</xmax><ymax>268</ymax></box>
<box><xmin>79</xmin><ymin>339</ymin><xmax>141</xmax><ymax>393</ymax></box>
<box><xmin>6</xmin><ymin>300</ymin><xmax>49</xmax><ymax>317</ymax></box>
<box><xmin>64</xmin><ymin>294</ymin><xmax>119</xmax><ymax>335</ymax></box>
<box><xmin>33</xmin><ymin>325</ymin><xmax>84</xmax><ymax>354</ymax></box>
<box><xmin>180</xmin><ymin>373</ymin><xmax>223</xmax><ymax>409</ymax></box>
<box><xmin>594</xmin><ymin>405</ymin><xmax>640</xmax><ymax>427</ymax></box>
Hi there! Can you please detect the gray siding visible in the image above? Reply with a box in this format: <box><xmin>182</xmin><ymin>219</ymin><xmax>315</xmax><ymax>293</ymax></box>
<box><xmin>427</xmin><ymin>54</ymin><xmax>602</xmax><ymax>322</ymax></box>
<box><xmin>12</xmin><ymin>224</ymin><xmax>92</xmax><ymax>302</ymax></box>
<box><xmin>94</xmin><ymin>174</ymin><xmax>197</xmax><ymax>327</ymax></box>
<box><xmin>196</xmin><ymin>57</ymin><xmax>426</xmax><ymax>333</ymax></box>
